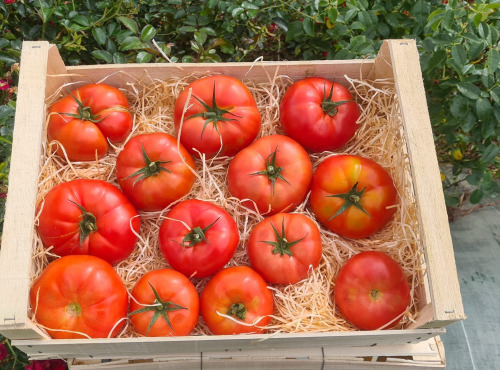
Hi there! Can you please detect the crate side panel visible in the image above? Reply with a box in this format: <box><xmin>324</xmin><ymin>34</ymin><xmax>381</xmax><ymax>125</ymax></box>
<box><xmin>0</xmin><ymin>41</ymin><xmax>53</xmax><ymax>340</ymax></box>
<box><xmin>385</xmin><ymin>39</ymin><xmax>465</xmax><ymax>326</ymax></box>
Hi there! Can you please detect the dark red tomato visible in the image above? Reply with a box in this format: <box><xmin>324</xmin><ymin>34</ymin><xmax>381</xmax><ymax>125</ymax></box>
<box><xmin>310</xmin><ymin>154</ymin><xmax>398</xmax><ymax>239</ymax></box>
<box><xmin>279</xmin><ymin>77</ymin><xmax>360</xmax><ymax>152</ymax></box>
<box><xmin>48</xmin><ymin>83</ymin><xmax>133</xmax><ymax>161</ymax></box>
<box><xmin>200</xmin><ymin>266</ymin><xmax>273</xmax><ymax>335</ymax></box>
<box><xmin>115</xmin><ymin>133</ymin><xmax>196</xmax><ymax>212</ymax></box>
<box><xmin>36</xmin><ymin>179</ymin><xmax>140</xmax><ymax>265</ymax></box>
<box><xmin>248</xmin><ymin>213</ymin><xmax>322</xmax><ymax>285</ymax></box>
<box><xmin>29</xmin><ymin>255</ymin><xmax>128</xmax><ymax>339</ymax></box>
<box><xmin>129</xmin><ymin>269</ymin><xmax>200</xmax><ymax>337</ymax></box>
<box><xmin>173</xmin><ymin>75</ymin><xmax>261</xmax><ymax>158</ymax></box>
<box><xmin>334</xmin><ymin>251</ymin><xmax>411</xmax><ymax>330</ymax></box>
<box><xmin>227</xmin><ymin>134</ymin><xmax>313</xmax><ymax>215</ymax></box>
<box><xmin>159</xmin><ymin>199</ymin><xmax>239</xmax><ymax>279</ymax></box>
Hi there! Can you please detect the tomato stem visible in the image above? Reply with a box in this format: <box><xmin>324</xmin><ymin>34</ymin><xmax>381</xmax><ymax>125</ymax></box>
<box><xmin>123</xmin><ymin>142</ymin><xmax>172</xmax><ymax>186</ymax></box>
<box><xmin>128</xmin><ymin>282</ymin><xmax>187</xmax><ymax>336</ymax></box>
<box><xmin>60</xmin><ymin>92</ymin><xmax>105</xmax><ymax>123</ymax></box>
<box><xmin>370</xmin><ymin>288</ymin><xmax>381</xmax><ymax>301</ymax></box>
<box><xmin>65</xmin><ymin>302</ymin><xmax>82</xmax><ymax>316</ymax></box>
<box><xmin>321</xmin><ymin>83</ymin><xmax>354</xmax><ymax>116</ymax></box>
<box><xmin>68</xmin><ymin>200</ymin><xmax>98</xmax><ymax>246</ymax></box>
<box><xmin>186</xmin><ymin>82</ymin><xmax>242</xmax><ymax>138</ymax></box>
<box><xmin>327</xmin><ymin>182</ymin><xmax>370</xmax><ymax>220</ymax></box>
<box><xmin>260</xmin><ymin>217</ymin><xmax>305</xmax><ymax>257</ymax></box>
<box><xmin>250</xmin><ymin>146</ymin><xmax>290</xmax><ymax>196</ymax></box>
<box><xmin>227</xmin><ymin>303</ymin><xmax>247</xmax><ymax>320</ymax></box>
<box><xmin>179</xmin><ymin>217</ymin><xmax>220</xmax><ymax>247</ymax></box>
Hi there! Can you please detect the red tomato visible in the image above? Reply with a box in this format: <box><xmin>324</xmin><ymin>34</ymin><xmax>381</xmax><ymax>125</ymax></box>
<box><xmin>48</xmin><ymin>83</ymin><xmax>133</xmax><ymax>161</ymax></box>
<box><xmin>115</xmin><ymin>133</ymin><xmax>196</xmax><ymax>212</ymax></box>
<box><xmin>159</xmin><ymin>199</ymin><xmax>239</xmax><ymax>279</ymax></box>
<box><xmin>173</xmin><ymin>75</ymin><xmax>261</xmax><ymax>158</ymax></box>
<box><xmin>248</xmin><ymin>213</ymin><xmax>322</xmax><ymax>285</ymax></box>
<box><xmin>279</xmin><ymin>77</ymin><xmax>360</xmax><ymax>152</ymax></box>
<box><xmin>29</xmin><ymin>255</ymin><xmax>128</xmax><ymax>339</ymax></box>
<box><xmin>227</xmin><ymin>134</ymin><xmax>313</xmax><ymax>215</ymax></box>
<box><xmin>36</xmin><ymin>179</ymin><xmax>140</xmax><ymax>265</ymax></box>
<box><xmin>200</xmin><ymin>266</ymin><xmax>273</xmax><ymax>335</ymax></box>
<box><xmin>129</xmin><ymin>269</ymin><xmax>200</xmax><ymax>337</ymax></box>
<box><xmin>310</xmin><ymin>155</ymin><xmax>398</xmax><ymax>239</ymax></box>
<box><xmin>334</xmin><ymin>251</ymin><xmax>411</xmax><ymax>330</ymax></box>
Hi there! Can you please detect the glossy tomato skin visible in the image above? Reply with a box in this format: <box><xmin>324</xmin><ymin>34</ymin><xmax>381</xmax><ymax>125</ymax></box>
<box><xmin>48</xmin><ymin>83</ymin><xmax>133</xmax><ymax>161</ymax></box>
<box><xmin>159</xmin><ymin>199</ymin><xmax>239</xmax><ymax>278</ymax></box>
<box><xmin>116</xmin><ymin>133</ymin><xmax>196</xmax><ymax>212</ymax></box>
<box><xmin>29</xmin><ymin>255</ymin><xmax>128</xmax><ymax>339</ymax></box>
<box><xmin>334</xmin><ymin>251</ymin><xmax>411</xmax><ymax>330</ymax></box>
<box><xmin>310</xmin><ymin>155</ymin><xmax>398</xmax><ymax>239</ymax></box>
<box><xmin>129</xmin><ymin>269</ymin><xmax>200</xmax><ymax>337</ymax></box>
<box><xmin>227</xmin><ymin>135</ymin><xmax>313</xmax><ymax>215</ymax></box>
<box><xmin>173</xmin><ymin>75</ymin><xmax>261</xmax><ymax>158</ymax></box>
<box><xmin>248</xmin><ymin>213</ymin><xmax>322</xmax><ymax>285</ymax></box>
<box><xmin>36</xmin><ymin>179</ymin><xmax>140</xmax><ymax>265</ymax></box>
<box><xmin>279</xmin><ymin>77</ymin><xmax>360</xmax><ymax>152</ymax></box>
<box><xmin>200</xmin><ymin>266</ymin><xmax>273</xmax><ymax>335</ymax></box>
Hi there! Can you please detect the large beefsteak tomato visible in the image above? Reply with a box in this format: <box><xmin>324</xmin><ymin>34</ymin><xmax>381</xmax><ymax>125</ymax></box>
<box><xmin>159</xmin><ymin>199</ymin><xmax>239</xmax><ymax>279</ymax></box>
<box><xmin>36</xmin><ymin>179</ymin><xmax>140</xmax><ymax>265</ymax></box>
<box><xmin>334</xmin><ymin>251</ymin><xmax>411</xmax><ymax>330</ymax></box>
<box><xmin>29</xmin><ymin>255</ymin><xmax>129</xmax><ymax>339</ymax></box>
<box><xmin>310</xmin><ymin>154</ymin><xmax>398</xmax><ymax>239</ymax></box>
<box><xmin>227</xmin><ymin>134</ymin><xmax>313</xmax><ymax>215</ymax></box>
<box><xmin>115</xmin><ymin>133</ymin><xmax>196</xmax><ymax>212</ymax></box>
<box><xmin>173</xmin><ymin>75</ymin><xmax>261</xmax><ymax>158</ymax></box>
<box><xmin>129</xmin><ymin>269</ymin><xmax>199</xmax><ymax>337</ymax></box>
<box><xmin>48</xmin><ymin>83</ymin><xmax>133</xmax><ymax>161</ymax></box>
<box><xmin>279</xmin><ymin>77</ymin><xmax>360</xmax><ymax>152</ymax></box>
<box><xmin>200</xmin><ymin>266</ymin><xmax>273</xmax><ymax>335</ymax></box>
<box><xmin>248</xmin><ymin>213</ymin><xmax>322</xmax><ymax>285</ymax></box>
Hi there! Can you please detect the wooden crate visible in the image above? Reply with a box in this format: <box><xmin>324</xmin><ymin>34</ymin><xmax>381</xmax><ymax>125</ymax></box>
<box><xmin>0</xmin><ymin>39</ymin><xmax>464</xmax><ymax>360</ymax></box>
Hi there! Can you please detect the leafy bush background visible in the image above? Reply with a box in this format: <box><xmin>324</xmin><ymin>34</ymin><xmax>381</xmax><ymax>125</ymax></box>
<box><xmin>0</xmin><ymin>0</ymin><xmax>499</xmax><ymax>366</ymax></box>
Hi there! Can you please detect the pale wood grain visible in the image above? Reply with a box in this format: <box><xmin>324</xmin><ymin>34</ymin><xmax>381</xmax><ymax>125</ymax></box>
<box><xmin>385</xmin><ymin>39</ymin><xmax>465</xmax><ymax>327</ymax></box>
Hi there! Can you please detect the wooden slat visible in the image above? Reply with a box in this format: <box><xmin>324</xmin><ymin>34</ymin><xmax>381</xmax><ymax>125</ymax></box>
<box><xmin>0</xmin><ymin>41</ymin><xmax>53</xmax><ymax>340</ymax></box>
<box><xmin>13</xmin><ymin>328</ymin><xmax>443</xmax><ymax>359</ymax></box>
<box><xmin>384</xmin><ymin>39</ymin><xmax>465</xmax><ymax>326</ymax></box>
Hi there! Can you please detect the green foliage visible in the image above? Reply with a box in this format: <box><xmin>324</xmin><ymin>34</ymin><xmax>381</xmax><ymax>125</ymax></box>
<box><xmin>0</xmin><ymin>0</ymin><xmax>499</xmax><ymax>208</ymax></box>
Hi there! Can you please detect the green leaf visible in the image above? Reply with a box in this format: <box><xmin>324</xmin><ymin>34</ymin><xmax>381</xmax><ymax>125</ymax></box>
<box><xmin>112</xmin><ymin>52</ymin><xmax>127</xmax><ymax>64</ymax></box>
<box><xmin>469</xmin><ymin>189</ymin><xmax>483</xmax><ymax>204</ymax></box>
<box><xmin>0</xmin><ymin>52</ymin><xmax>18</xmax><ymax>66</ymax></box>
<box><xmin>490</xmin><ymin>86</ymin><xmax>500</xmax><ymax>105</ymax></box>
<box><xmin>376</xmin><ymin>22</ymin><xmax>390</xmax><ymax>38</ymax></box>
<box><xmin>467</xmin><ymin>40</ymin><xmax>485</xmax><ymax>59</ymax></box>
<box><xmin>411</xmin><ymin>1</ymin><xmax>430</xmax><ymax>24</ymax></box>
<box><xmin>220</xmin><ymin>40</ymin><xmax>234</xmax><ymax>54</ymax></box>
<box><xmin>194</xmin><ymin>31</ymin><xmax>207</xmax><ymax>45</ymax></box>
<box><xmin>140</xmin><ymin>25</ymin><xmax>156</xmax><ymax>42</ymax></box>
<box><xmin>450</xmin><ymin>94</ymin><xmax>469</xmax><ymax>118</ymax></box>
<box><xmin>487</xmin><ymin>49</ymin><xmax>499</xmax><ymax>75</ymax></box>
<box><xmin>118</xmin><ymin>16</ymin><xmax>139</xmax><ymax>34</ymax></box>
<box><xmin>427</xmin><ymin>49</ymin><xmax>447</xmax><ymax>72</ymax></box>
<box><xmin>303</xmin><ymin>18</ymin><xmax>314</xmax><ymax>36</ymax></box>
<box><xmin>119</xmin><ymin>36</ymin><xmax>144</xmax><ymax>51</ymax></box>
<box><xmin>208</xmin><ymin>0</ymin><xmax>218</xmax><ymax>8</ymax></box>
<box><xmin>457</xmin><ymin>82</ymin><xmax>481</xmax><ymax>99</ymax></box>
<box><xmin>481</xmin><ymin>144</ymin><xmax>499</xmax><ymax>164</ymax></box>
<box><xmin>91</xmin><ymin>49</ymin><xmax>112</xmax><ymax>63</ymax></box>
<box><xmin>286</xmin><ymin>21</ymin><xmax>303</xmax><ymax>42</ymax></box>
<box><xmin>273</xmin><ymin>17</ymin><xmax>288</xmax><ymax>31</ymax></box>
<box><xmin>432</xmin><ymin>33</ymin><xmax>453</xmax><ymax>45</ymax></box>
<box><xmin>231</xmin><ymin>7</ymin><xmax>244</xmax><ymax>18</ymax></box>
<box><xmin>92</xmin><ymin>27</ymin><xmax>107</xmax><ymax>46</ymax></box>
<box><xmin>200</xmin><ymin>27</ymin><xmax>217</xmax><ymax>36</ymax></box>
<box><xmin>242</xmin><ymin>1</ymin><xmax>259</xmax><ymax>10</ymax></box>
<box><xmin>72</xmin><ymin>15</ymin><xmax>90</xmax><ymax>27</ymax></box>
<box><xmin>178</xmin><ymin>25</ymin><xmax>196</xmax><ymax>33</ymax></box>
<box><xmin>476</xmin><ymin>98</ymin><xmax>492</xmax><ymax>122</ymax></box>
<box><xmin>0</xmin><ymin>39</ymin><xmax>9</xmax><ymax>49</ymax></box>
<box><xmin>136</xmin><ymin>51</ymin><xmax>153</xmax><ymax>63</ymax></box>
<box><xmin>451</xmin><ymin>44</ymin><xmax>467</xmax><ymax>69</ymax></box>
<box><xmin>327</xmin><ymin>7</ymin><xmax>338</xmax><ymax>22</ymax></box>
<box><xmin>445</xmin><ymin>195</ymin><xmax>460</xmax><ymax>207</ymax></box>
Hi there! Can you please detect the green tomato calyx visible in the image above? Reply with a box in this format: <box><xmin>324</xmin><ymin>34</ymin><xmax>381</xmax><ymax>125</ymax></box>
<box><xmin>68</xmin><ymin>200</ymin><xmax>98</xmax><ymax>246</ymax></box>
<box><xmin>261</xmin><ymin>217</ymin><xmax>305</xmax><ymax>257</ymax></box>
<box><xmin>327</xmin><ymin>182</ymin><xmax>370</xmax><ymax>221</ymax></box>
<box><xmin>321</xmin><ymin>83</ymin><xmax>354</xmax><ymax>116</ymax></box>
<box><xmin>250</xmin><ymin>146</ymin><xmax>290</xmax><ymax>196</ymax></box>
<box><xmin>128</xmin><ymin>282</ymin><xmax>187</xmax><ymax>336</ymax></box>
<box><xmin>227</xmin><ymin>302</ymin><xmax>247</xmax><ymax>320</ymax></box>
<box><xmin>123</xmin><ymin>142</ymin><xmax>172</xmax><ymax>186</ymax></box>
<box><xmin>180</xmin><ymin>217</ymin><xmax>220</xmax><ymax>247</ymax></box>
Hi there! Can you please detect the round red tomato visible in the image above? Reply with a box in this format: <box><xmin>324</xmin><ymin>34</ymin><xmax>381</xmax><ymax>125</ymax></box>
<box><xmin>310</xmin><ymin>155</ymin><xmax>398</xmax><ymax>239</ymax></box>
<box><xmin>48</xmin><ymin>83</ymin><xmax>133</xmax><ymax>161</ymax></box>
<box><xmin>29</xmin><ymin>255</ymin><xmax>128</xmax><ymax>339</ymax></box>
<box><xmin>173</xmin><ymin>75</ymin><xmax>261</xmax><ymax>158</ymax></box>
<box><xmin>116</xmin><ymin>133</ymin><xmax>196</xmax><ymax>212</ymax></box>
<box><xmin>36</xmin><ymin>179</ymin><xmax>140</xmax><ymax>265</ymax></box>
<box><xmin>227</xmin><ymin>134</ymin><xmax>313</xmax><ymax>215</ymax></box>
<box><xmin>279</xmin><ymin>77</ymin><xmax>360</xmax><ymax>152</ymax></box>
<box><xmin>248</xmin><ymin>213</ymin><xmax>322</xmax><ymax>285</ymax></box>
<box><xmin>200</xmin><ymin>266</ymin><xmax>273</xmax><ymax>335</ymax></box>
<box><xmin>129</xmin><ymin>269</ymin><xmax>199</xmax><ymax>337</ymax></box>
<box><xmin>334</xmin><ymin>251</ymin><xmax>411</xmax><ymax>330</ymax></box>
<box><xmin>159</xmin><ymin>199</ymin><xmax>239</xmax><ymax>279</ymax></box>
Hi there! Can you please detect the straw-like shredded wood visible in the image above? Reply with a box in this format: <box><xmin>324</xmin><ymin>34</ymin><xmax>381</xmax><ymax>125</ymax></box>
<box><xmin>30</xmin><ymin>66</ymin><xmax>425</xmax><ymax>338</ymax></box>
